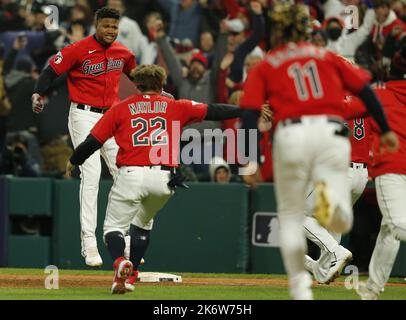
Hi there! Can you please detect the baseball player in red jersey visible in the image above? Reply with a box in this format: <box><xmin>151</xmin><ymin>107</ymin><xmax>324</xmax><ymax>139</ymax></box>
<box><xmin>240</xmin><ymin>2</ymin><xmax>398</xmax><ymax>300</ymax></box>
<box><xmin>65</xmin><ymin>64</ymin><xmax>256</xmax><ymax>294</ymax></box>
<box><xmin>344</xmin><ymin>55</ymin><xmax>406</xmax><ymax>299</ymax></box>
<box><xmin>304</xmin><ymin>114</ymin><xmax>372</xmax><ymax>284</ymax></box>
<box><xmin>31</xmin><ymin>7</ymin><xmax>136</xmax><ymax>267</ymax></box>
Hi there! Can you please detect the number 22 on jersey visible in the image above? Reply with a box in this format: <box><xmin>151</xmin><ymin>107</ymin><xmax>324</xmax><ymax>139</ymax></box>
<box><xmin>131</xmin><ymin>117</ymin><xmax>168</xmax><ymax>146</ymax></box>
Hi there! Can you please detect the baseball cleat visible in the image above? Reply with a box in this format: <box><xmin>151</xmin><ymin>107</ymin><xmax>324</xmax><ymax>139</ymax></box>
<box><xmin>356</xmin><ymin>281</ymin><xmax>379</xmax><ymax>300</ymax></box>
<box><xmin>304</xmin><ymin>255</ymin><xmax>327</xmax><ymax>284</ymax></box>
<box><xmin>313</xmin><ymin>181</ymin><xmax>333</xmax><ymax>230</ymax></box>
<box><xmin>84</xmin><ymin>247</ymin><xmax>103</xmax><ymax>267</ymax></box>
<box><xmin>322</xmin><ymin>246</ymin><xmax>352</xmax><ymax>284</ymax></box>
<box><xmin>111</xmin><ymin>257</ymin><xmax>133</xmax><ymax>294</ymax></box>
<box><xmin>304</xmin><ymin>255</ymin><xmax>316</xmax><ymax>274</ymax></box>
<box><xmin>124</xmin><ymin>270</ymin><xmax>139</xmax><ymax>292</ymax></box>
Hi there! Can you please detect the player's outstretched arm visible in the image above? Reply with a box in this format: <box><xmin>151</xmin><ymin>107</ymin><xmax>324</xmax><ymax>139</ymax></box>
<box><xmin>356</xmin><ymin>85</ymin><xmax>400</xmax><ymax>153</ymax></box>
<box><xmin>32</xmin><ymin>65</ymin><xmax>59</xmax><ymax>113</ymax></box>
<box><xmin>204</xmin><ymin>103</ymin><xmax>272</xmax><ymax>122</ymax></box>
<box><xmin>204</xmin><ymin>103</ymin><xmax>244</xmax><ymax>120</ymax></box>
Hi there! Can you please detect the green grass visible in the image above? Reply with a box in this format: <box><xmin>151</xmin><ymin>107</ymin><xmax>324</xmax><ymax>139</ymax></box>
<box><xmin>0</xmin><ymin>268</ymin><xmax>405</xmax><ymax>300</ymax></box>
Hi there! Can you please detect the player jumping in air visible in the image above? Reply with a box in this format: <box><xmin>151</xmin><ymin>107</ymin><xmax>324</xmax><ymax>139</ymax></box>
<box><xmin>32</xmin><ymin>7</ymin><xmax>136</xmax><ymax>267</ymax></box>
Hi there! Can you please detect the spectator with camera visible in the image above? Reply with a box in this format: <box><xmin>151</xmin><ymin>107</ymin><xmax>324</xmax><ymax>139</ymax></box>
<box><xmin>0</xmin><ymin>132</ymin><xmax>40</xmax><ymax>177</ymax></box>
<box><xmin>2</xmin><ymin>36</ymin><xmax>43</xmax><ymax>170</ymax></box>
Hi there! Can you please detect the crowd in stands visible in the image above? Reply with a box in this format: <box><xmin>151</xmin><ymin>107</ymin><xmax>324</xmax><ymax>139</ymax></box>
<box><xmin>0</xmin><ymin>0</ymin><xmax>405</xmax><ymax>182</ymax></box>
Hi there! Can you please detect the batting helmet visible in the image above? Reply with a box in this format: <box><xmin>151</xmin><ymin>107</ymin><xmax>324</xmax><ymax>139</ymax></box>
<box><xmin>269</xmin><ymin>0</ymin><xmax>311</xmax><ymax>48</ymax></box>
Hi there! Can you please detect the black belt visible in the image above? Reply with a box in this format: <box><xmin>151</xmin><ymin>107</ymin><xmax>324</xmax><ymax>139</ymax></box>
<box><xmin>76</xmin><ymin>104</ymin><xmax>108</xmax><ymax>114</ymax></box>
<box><xmin>144</xmin><ymin>165</ymin><xmax>176</xmax><ymax>173</ymax></box>
<box><xmin>280</xmin><ymin>117</ymin><xmax>348</xmax><ymax>137</ymax></box>
<box><xmin>281</xmin><ymin>117</ymin><xmax>344</xmax><ymax>127</ymax></box>
<box><xmin>350</xmin><ymin>162</ymin><xmax>367</xmax><ymax>169</ymax></box>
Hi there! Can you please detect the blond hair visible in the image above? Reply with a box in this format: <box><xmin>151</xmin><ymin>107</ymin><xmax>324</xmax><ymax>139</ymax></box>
<box><xmin>269</xmin><ymin>1</ymin><xmax>310</xmax><ymax>47</ymax></box>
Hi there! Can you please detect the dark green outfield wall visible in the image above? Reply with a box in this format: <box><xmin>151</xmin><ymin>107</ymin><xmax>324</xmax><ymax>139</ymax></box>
<box><xmin>0</xmin><ymin>177</ymin><xmax>405</xmax><ymax>276</ymax></box>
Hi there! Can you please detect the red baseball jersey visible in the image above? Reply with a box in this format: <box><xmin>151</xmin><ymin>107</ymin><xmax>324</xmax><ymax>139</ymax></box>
<box><xmin>240</xmin><ymin>42</ymin><xmax>371</xmax><ymax>126</ymax></box>
<box><xmin>90</xmin><ymin>94</ymin><xmax>208</xmax><ymax>167</ymax></box>
<box><xmin>342</xmin><ymin>81</ymin><xmax>406</xmax><ymax>177</ymax></box>
<box><xmin>370</xmin><ymin>81</ymin><xmax>406</xmax><ymax>177</ymax></box>
<box><xmin>347</xmin><ymin>117</ymin><xmax>371</xmax><ymax>164</ymax></box>
<box><xmin>344</xmin><ymin>95</ymin><xmax>372</xmax><ymax>164</ymax></box>
<box><xmin>49</xmin><ymin>35</ymin><xmax>136</xmax><ymax>108</ymax></box>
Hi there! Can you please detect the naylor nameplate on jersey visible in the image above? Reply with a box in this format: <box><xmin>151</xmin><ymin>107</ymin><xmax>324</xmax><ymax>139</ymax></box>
<box><xmin>252</xmin><ymin>212</ymin><xmax>280</xmax><ymax>247</ymax></box>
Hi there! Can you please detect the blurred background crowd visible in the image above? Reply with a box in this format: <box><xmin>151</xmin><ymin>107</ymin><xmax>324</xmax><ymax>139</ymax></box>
<box><xmin>0</xmin><ymin>0</ymin><xmax>405</xmax><ymax>184</ymax></box>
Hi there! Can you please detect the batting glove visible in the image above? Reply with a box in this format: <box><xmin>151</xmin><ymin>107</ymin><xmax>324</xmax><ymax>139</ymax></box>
<box><xmin>32</xmin><ymin>93</ymin><xmax>45</xmax><ymax>114</ymax></box>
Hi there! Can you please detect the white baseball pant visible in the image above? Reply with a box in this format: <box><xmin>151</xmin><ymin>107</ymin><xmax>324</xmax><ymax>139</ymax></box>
<box><xmin>68</xmin><ymin>102</ymin><xmax>119</xmax><ymax>254</ymax></box>
<box><xmin>304</xmin><ymin>164</ymin><xmax>368</xmax><ymax>274</ymax></box>
<box><xmin>103</xmin><ymin>166</ymin><xmax>174</xmax><ymax>237</ymax></box>
<box><xmin>273</xmin><ymin>115</ymin><xmax>352</xmax><ymax>298</ymax></box>
<box><xmin>366</xmin><ymin>174</ymin><xmax>406</xmax><ymax>294</ymax></box>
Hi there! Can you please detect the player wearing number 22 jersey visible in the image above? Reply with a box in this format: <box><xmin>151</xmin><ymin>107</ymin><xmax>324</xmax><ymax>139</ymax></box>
<box><xmin>90</xmin><ymin>97</ymin><xmax>207</xmax><ymax>167</ymax></box>
<box><xmin>67</xmin><ymin>65</ymin><xmax>249</xmax><ymax>294</ymax></box>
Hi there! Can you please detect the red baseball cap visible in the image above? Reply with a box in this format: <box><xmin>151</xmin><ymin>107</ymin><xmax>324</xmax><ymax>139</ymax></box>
<box><xmin>190</xmin><ymin>52</ymin><xmax>208</xmax><ymax>68</ymax></box>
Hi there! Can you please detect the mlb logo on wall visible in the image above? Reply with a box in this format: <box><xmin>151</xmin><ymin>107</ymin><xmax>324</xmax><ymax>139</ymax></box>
<box><xmin>252</xmin><ymin>212</ymin><xmax>280</xmax><ymax>247</ymax></box>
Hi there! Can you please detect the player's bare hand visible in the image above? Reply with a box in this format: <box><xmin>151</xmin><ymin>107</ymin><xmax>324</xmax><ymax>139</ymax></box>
<box><xmin>260</xmin><ymin>104</ymin><xmax>273</xmax><ymax>122</ymax></box>
<box><xmin>31</xmin><ymin>93</ymin><xmax>45</xmax><ymax>114</ymax></box>
<box><xmin>380</xmin><ymin>131</ymin><xmax>399</xmax><ymax>153</ymax></box>
<box><xmin>65</xmin><ymin>161</ymin><xmax>75</xmax><ymax>179</ymax></box>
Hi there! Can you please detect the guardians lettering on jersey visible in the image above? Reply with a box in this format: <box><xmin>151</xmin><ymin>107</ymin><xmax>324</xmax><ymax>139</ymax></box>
<box><xmin>48</xmin><ymin>35</ymin><xmax>136</xmax><ymax>107</ymax></box>
<box><xmin>82</xmin><ymin>58</ymin><xmax>125</xmax><ymax>76</ymax></box>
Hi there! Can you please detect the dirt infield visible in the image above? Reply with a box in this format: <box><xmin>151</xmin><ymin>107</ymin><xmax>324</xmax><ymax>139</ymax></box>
<box><xmin>0</xmin><ymin>274</ymin><xmax>405</xmax><ymax>289</ymax></box>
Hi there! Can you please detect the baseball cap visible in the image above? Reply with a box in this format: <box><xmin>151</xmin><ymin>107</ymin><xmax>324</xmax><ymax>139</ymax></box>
<box><xmin>225</xmin><ymin>18</ymin><xmax>245</xmax><ymax>34</ymax></box>
<box><xmin>190</xmin><ymin>52</ymin><xmax>208</xmax><ymax>68</ymax></box>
